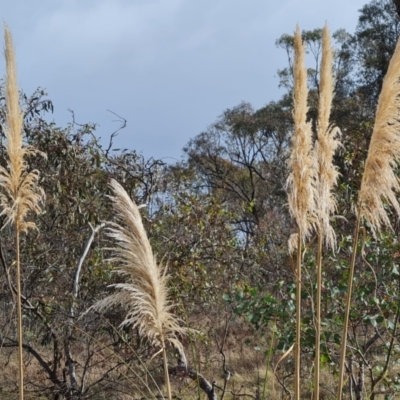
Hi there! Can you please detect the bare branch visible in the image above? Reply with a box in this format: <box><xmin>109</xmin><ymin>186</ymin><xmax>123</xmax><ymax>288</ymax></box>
<box><xmin>169</xmin><ymin>365</ymin><xmax>217</xmax><ymax>400</ymax></box>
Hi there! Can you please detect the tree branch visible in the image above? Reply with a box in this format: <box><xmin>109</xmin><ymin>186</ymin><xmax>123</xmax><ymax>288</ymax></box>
<box><xmin>169</xmin><ymin>365</ymin><xmax>217</xmax><ymax>400</ymax></box>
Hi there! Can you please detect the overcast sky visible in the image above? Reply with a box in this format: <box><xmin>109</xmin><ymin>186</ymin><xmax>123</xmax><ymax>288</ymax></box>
<box><xmin>3</xmin><ymin>0</ymin><xmax>368</xmax><ymax>161</ymax></box>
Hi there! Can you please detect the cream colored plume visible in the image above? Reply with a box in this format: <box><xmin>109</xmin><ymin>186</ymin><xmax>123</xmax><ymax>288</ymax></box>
<box><xmin>91</xmin><ymin>179</ymin><xmax>185</xmax><ymax>355</ymax></box>
<box><xmin>358</xmin><ymin>34</ymin><xmax>400</xmax><ymax>235</ymax></box>
<box><xmin>314</xmin><ymin>23</ymin><xmax>341</xmax><ymax>249</ymax></box>
<box><xmin>287</xmin><ymin>25</ymin><xmax>316</xmax><ymax>249</ymax></box>
<box><xmin>0</xmin><ymin>25</ymin><xmax>45</xmax><ymax>231</ymax></box>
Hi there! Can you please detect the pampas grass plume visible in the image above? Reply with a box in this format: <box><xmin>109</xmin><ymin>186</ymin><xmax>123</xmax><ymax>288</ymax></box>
<box><xmin>0</xmin><ymin>25</ymin><xmax>45</xmax><ymax>231</ymax></box>
<box><xmin>358</xmin><ymin>34</ymin><xmax>400</xmax><ymax>235</ymax></box>
<box><xmin>92</xmin><ymin>179</ymin><xmax>185</xmax><ymax>356</ymax></box>
<box><xmin>287</xmin><ymin>25</ymin><xmax>316</xmax><ymax>250</ymax></box>
<box><xmin>0</xmin><ymin>24</ymin><xmax>46</xmax><ymax>400</ymax></box>
<box><xmin>314</xmin><ymin>23</ymin><xmax>341</xmax><ymax>249</ymax></box>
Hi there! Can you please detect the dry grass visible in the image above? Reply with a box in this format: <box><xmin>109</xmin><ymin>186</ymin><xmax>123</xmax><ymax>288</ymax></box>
<box><xmin>0</xmin><ymin>25</ymin><xmax>46</xmax><ymax>400</ymax></box>
<box><xmin>4</xmin><ymin>313</ymin><xmax>397</xmax><ymax>399</ymax></box>
<box><xmin>286</xmin><ymin>25</ymin><xmax>316</xmax><ymax>400</ymax></box>
<box><xmin>0</xmin><ymin>316</ymin><xmax>280</xmax><ymax>400</ymax></box>
<box><xmin>358</xmin><ymin>29</ymin><xmax>400</xmax><ymax>235</ymax></box>
<box><xmin>313</xmin><ymin>23</ymin><xmax>341</xmax><ymax>400</ymax></box>
<box><xmin>91</xmin><ymin>179</ymin><xmax>185</xmax><ymax>353</ymax></box>
<box><xmin>286</xmin><ymin>25</ymin><xmax>316</xmax><ymax>250</ymax></box>
<box><xmin>90</xmin><ymin>179</ymin><xmax>186</xmax><ymax>400</ymax></box>
<box><xmin>0</xmin><ymin>25</ymin><xmax>45</xmax><ymax>232</ymax></box>
<box><xmin>178</xmin><ymin>316</ymin><xmax>275</xmax><ymax>399</ymax></box>
<box><xmin>314</xmin><ymin>23</ymin><xmax>340</xmax><ymax>249</ymax></box>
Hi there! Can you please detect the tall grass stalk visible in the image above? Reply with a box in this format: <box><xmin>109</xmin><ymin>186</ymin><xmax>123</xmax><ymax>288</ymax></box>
<box><xmin>91</xmin><ymin>179</ymin><xmax>186</xmax><ymax>400</ymax></box>
<box><xmin>294</xmin><ymin>235</ymin><xmax>302</xmax><ymax>400</ymax></box>
<box><xmin>336</xmin><ymin>213</ymin><xmax>361</xmax><ymax>399</ymax></box>
<box><xmin>313</xmin><ymin>23</ymin><xmax>340</xmax><ymax>399</ymax></box>
<box><xmin>0</xmin><ymin>25</ymin><xmax>45</xmax><ymax>400</ymax></box>
<box><xmin>314</xmin><ymin>234</ymin><xmax>323</xmax><ymax>399</ymax></box>
<box><xmin>337</xmin><ymin>31</ymin><xmax>400</xmax><ymax>400</ymax></box>
<box><xmin>286</xmin><ymin>25</ymin><xmax>316</xmax><ymax>400</ymax></box>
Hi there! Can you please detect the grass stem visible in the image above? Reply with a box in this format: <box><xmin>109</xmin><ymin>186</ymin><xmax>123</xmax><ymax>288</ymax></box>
<box><xmin>295</xmin><ymin>232</ymin><xmax>302</xmax><ymax>400</ymax></box>
<box><xmin>161</xmin><ymin>337</ymin><xmax>172</xmax><ymax>400</ymax></box>
<box><xmin>15</xmin><ymin>229</ymin><xmax>23</xmax><ymax>400</ymax></box>
<box><xmin>314</xmin><ymin>233</ymin><xmax>323</xmax><ymax>400</ymax></box>
<box><xmin>337</xmin><ymin>209</ymin><xmax>361</xmax><ymax>399</ymax></box>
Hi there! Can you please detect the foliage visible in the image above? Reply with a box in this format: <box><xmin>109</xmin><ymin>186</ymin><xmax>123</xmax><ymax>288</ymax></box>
<box><xmin>0</xmin><ymin>1</ymin><xmax>400</xmax><ymax>399</ymax></box>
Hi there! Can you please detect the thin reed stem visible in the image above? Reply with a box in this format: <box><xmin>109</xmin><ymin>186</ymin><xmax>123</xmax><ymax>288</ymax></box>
<box><xmin>314</xmin><ymin>233</ymin><xmax>323</xmax><ymax>400</ymax></box>
<box><xmin>161</xmin><ymin>337</ymin><xmax>172</xmax><ymax>400</ymax></box>
<box><xmin>337</xmin><ymin>209</ymin><xmax>361</xmax><ymax>400</ymax></box>
<box><xmin>295</xmin><ymin>232</ymin><xmax>302</xmax><ymax>400</ymax></box>
<box><xmin>15</xmin><ymin>229</ymin><xmax>23</xmax><ymax>400</ymax></box>
<box><xmin>0</xmin><ymin>26</ymin><xmax>45</xmax><ymax>400</ymax></box>
<box><xmin>313</xmin><ymin>24</ymin><xmax>339</xmax><ymax>398</ymax></box>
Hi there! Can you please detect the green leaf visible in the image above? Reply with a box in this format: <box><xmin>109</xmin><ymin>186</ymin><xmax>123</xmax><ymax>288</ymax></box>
<box><xmin>320</xmin><ymin>353</ymin><xmax>330</xmax><ymax>363</ymax></box>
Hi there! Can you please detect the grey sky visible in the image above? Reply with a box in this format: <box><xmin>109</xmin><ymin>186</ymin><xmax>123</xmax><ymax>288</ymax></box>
<box><xmin>3</xmin><ymin>0</ymin><xmax>367</xmax><ymax>161</ymax></box>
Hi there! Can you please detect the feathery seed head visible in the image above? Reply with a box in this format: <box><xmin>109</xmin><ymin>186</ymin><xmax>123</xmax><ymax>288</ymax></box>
<box><xmin>0</xmin><ymin>25</ymin><xmax>45</xmax><ymax>232</ymax></box>
<box><xmin>317</xmin><ymin>24</ymin><xmax>334</xmax><ymax>138</ymax></box>
<box><xmin>286</xmin><ymin>25</ymin><xmax>316</xmax><ymax>249</ymax></box>
<box><xmin>314</xmin><ymin>23</ymin><xmax>341</xmax><ymax>249</ymax></box>
<box><xmin>92</xmin><ymin>179</ymin><xmax>185</xmax><ymax>353</ymax></box>
<box><xmin>358</xmin><ymin>34</ymin><xmax>400</xmax><ymax>235</ymax></box>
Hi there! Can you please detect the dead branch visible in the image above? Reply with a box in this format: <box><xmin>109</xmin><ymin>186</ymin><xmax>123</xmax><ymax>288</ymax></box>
<box><xmin>169</xmin><ymin>365</ymin><xmax>217</xmax><ymax>400</ymax></box>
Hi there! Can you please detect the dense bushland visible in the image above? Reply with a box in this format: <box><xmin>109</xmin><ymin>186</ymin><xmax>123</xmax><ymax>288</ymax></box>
<box><xmin>1</xmin><ymin>1</ymin><xmax>400</xmax><ymax>399</ymax></box>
